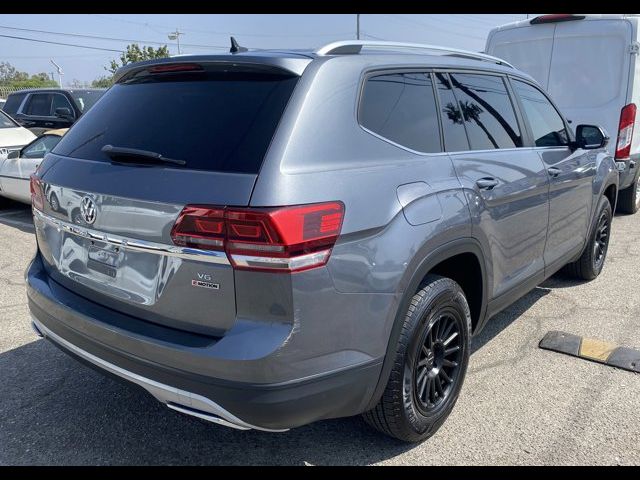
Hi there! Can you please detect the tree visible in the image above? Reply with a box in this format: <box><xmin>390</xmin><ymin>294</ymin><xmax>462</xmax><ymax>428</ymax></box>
<box><xmin>0</xmin><ymin>62</ymin><xmax>58</xmax><ymax>89</ymax></box>
<box><xmin>91</xmin><ymin>76</ymin><xmax>113</xmax><ymax>89</ymax></box>
<box><xmin>106</xmin><ymin>43</ymin><xmax>170</xmax><ymax>75</ymax></box>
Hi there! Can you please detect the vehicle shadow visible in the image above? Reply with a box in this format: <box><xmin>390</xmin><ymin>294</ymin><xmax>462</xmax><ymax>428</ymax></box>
<box><xmin>0</xmin><ymin>202</ymin><xmax>33</xmax><ymax>234</ymax></box>
<box><xmin>0</xmin><ymin>339</ymin><xmax>414</xmax><ymax>465</ymax></box>
<box><xmin>470</xmin><ymin>285</ymin><xmax>551</xmax><ymax>354</ymax></box>
<box><xmin>0</xmin><ymin>278</ymin><xmax>577</xmax><ymax>466</ymax></box>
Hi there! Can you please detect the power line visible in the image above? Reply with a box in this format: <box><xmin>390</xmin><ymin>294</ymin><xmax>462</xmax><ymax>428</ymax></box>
<box><xmin>385</xmin><ymin>15</ymin><xmax>486</xmax><ymax>41</ymax></box>
<box><xmin>0</xmin><ymin>24</ymin><xmax>228</xmax><ymax>50</ymax></box>
<box><xmin>0</xmin><ymin>33</ymin><xmax>122</xmax><ymax>52</ymax></box>
<box><xmin>91</xmin><ymin>14</ymin><xmax>353</xmax><ymax>38</ymax></box>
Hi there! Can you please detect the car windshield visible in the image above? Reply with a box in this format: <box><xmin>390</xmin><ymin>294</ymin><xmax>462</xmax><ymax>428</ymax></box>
<box><xmin>0</xmin><ymin>110</ymin><xmax>18</xmax><ymax>129</ymax></box>
<box><xmin>69</xmin><ymin>90</ymin><xmax>105</xmax><ymax>112</ymax></box>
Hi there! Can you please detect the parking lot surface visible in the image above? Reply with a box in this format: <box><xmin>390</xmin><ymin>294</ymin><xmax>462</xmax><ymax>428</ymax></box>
<box><xmin>1</xmin><ymin>201</ymin><xmax>639</xmax><ymax>465</ymax></box>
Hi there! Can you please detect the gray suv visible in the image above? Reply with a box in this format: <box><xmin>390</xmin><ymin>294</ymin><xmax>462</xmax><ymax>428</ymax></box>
<box><xmin>26</xmin><ymin>41</ymin><xmax>618</xmax><ymax>442</ymax></box>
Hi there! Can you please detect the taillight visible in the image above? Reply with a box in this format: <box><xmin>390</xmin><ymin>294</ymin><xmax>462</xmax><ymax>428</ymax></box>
<box><xmin>29</xmin><ymin>175</ymin><xmax>44</xmax><ymax>211</ymax></box>
<box><xmin>170</xmin><ymin>202</ymin><xmax>345</xmax><ymax>273</ymax></box>
<box><xmin>530</xmin><ymin>14</ymin><xmax>585</xmax><ymax>25</ymax></box>
<box><xmin>149</xmin><ymin>63</ymin><xmax>203</xmax><ymax>73</ymax></box>
<box><xmin>615</xmin><ymin>103</ymin><xmax>637</xmax><ymax>159</ymax></box>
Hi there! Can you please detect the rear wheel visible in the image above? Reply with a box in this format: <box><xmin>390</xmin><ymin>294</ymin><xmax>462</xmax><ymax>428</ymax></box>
<box><xmin>363</xmin><ymin>275</ymin><xmax>471</xmax><ymax>442</ymax></box>
<box><xmin>617</xmin><ymin>175</ymin><xmax>640</xmax><ymax>214</ymax></box>
<box><xmin>564</xmin><ymin>196</ymin><xmax>612</xmax><ymax>280</ymax></box>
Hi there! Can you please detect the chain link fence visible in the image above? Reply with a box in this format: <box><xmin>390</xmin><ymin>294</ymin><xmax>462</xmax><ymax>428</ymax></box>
<box><xmin>0</xmin><ymin>86</ymin><xmax>23</xmax><ymax>99</ymax></box>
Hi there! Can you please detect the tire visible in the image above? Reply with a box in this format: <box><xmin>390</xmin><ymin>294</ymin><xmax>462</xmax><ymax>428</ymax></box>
<box><xmin>363</xmin><ymin>275</ymin><xmax>471</xmax><ymax>442</ymax></box>
<box><xmin>563</xmin><ymin>196</ymin><xmax>612</xmax><ymax>280</ymax></box>
<box><xmin>49</xmin><ymin>192</ymin><xmax>60</xmax><ymax>212</ymax></box>
<box><xmin>617</xmin><ymin>175</ymin><xmax>640</xmax><ymax>214</ymax></box>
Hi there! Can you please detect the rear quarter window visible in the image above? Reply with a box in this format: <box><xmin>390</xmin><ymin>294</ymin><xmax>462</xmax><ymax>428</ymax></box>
<box><xmin>53</xmin><ymin>70</ymin><xmax>299</xmax><ymax>174</ymax></box>
<box><xmin>359</xmin><ymin>71</ymin><xmax>441</xmax><ymax>153</ymax></box>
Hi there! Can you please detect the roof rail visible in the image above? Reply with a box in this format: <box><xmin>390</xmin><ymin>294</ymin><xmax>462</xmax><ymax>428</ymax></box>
<box><xmin>315</xmin><ymin>40</ymin><xmax>514</xmax><ymax>68</ymax></box>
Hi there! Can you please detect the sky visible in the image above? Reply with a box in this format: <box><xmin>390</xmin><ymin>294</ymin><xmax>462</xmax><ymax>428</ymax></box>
<box><xmin>0</xmin><ymin>14</ymin><xmax>530</xmax><ymax>85</ymax></box>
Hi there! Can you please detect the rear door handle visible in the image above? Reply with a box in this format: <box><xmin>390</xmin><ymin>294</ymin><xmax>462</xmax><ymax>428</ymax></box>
<box><xmin>547</xmin><ymin>167</ymin><xmax>561</xmax><ymax>177</ymax></box>
<box><xmin>476</xmin><ymin>178</ymin><xmax>499</xmax><ymax>190</ymax></box>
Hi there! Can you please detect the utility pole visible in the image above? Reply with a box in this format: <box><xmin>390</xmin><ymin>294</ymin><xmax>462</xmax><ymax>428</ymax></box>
<box><xmin>50</xmin><ymin>59</ymin><xmax>63</xmax><ymax>88</ymax></box>
<box><xmin>356</xmin><ymin>14</ymin><xmax>360</xmax><ymax>40</ymax></box>
<box><xmin>168</xmin><ymin>29</ymin><xmax>184</xmax><ymax>55</ymax></box>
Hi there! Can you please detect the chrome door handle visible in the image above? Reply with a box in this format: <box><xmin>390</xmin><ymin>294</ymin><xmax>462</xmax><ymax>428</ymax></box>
<box><xmin>547</xmin><ymin>167</ymin><xmax>561</xmax><ymax>177</ymax></box>
<box><xmin>476</xmin><ymin>178</ymin><xmax>499</xmax><ymax>190</ymax></box>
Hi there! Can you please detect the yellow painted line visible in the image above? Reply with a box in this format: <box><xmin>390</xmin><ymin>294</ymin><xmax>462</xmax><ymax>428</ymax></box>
<box><xmin>579</xmin><ymin>337</ymin><xmax>617</xmax><ymax>362</ymax></box>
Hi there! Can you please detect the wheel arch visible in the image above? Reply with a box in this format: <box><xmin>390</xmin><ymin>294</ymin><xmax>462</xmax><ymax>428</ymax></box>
<box><xmin>364</xmin><ymin>237</ymin><xmax>489</xmax><ymax>411</ymax></box>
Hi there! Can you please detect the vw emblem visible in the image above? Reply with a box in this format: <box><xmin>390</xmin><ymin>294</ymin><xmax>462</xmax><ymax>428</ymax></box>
<box><xmin>80</xmin><ymin>196</ymin><xmax>97</xmax><ymax>225</ymax></box>
<box><xmin>0</xmin><ymin>148</ymin><xmax>8</xmax><ymax>160</ymax></box>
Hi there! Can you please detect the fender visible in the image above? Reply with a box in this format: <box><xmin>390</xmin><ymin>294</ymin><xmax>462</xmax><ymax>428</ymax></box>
<box><xmin>364</xmin><ymin>237</ymin><xmax>488</xmax><ymax>411</ymax></box>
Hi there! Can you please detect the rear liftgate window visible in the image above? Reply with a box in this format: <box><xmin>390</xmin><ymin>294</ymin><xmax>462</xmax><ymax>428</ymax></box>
<box><xmin>53</xmin><ymin>68</ymin><xmax>299</xmax><ymax>173</ymax></box>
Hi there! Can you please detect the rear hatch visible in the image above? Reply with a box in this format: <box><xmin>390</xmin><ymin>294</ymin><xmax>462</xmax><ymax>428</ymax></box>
<box><xmin>32</xmin><ymin>60</ymin><xmax>301</xmax><ymax>336</ymax></box>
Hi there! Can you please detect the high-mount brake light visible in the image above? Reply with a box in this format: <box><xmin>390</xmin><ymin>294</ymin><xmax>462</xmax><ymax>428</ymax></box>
<box><xmin>615</xmin><ymin>103</ymin><xmax>637</xmax><ymax>160</ymax></box>
<box><xmin>170</xmin><ymin>202</ymin><xmax>345</xmax><ymax>272</ymax></box>
<box><xmin>149</xmin><ymin>63</ymin><xmax>203</xmax><ymax>73</ymax></box>
<box><xmin>30</xmin><ymin>174</ymin><xmax>44</xmax><ymax>211</ymax></box>
<box><xmin>530</xmin><ymin>14</ymin><xmax>585</xmax><ymax>25</ymax></box>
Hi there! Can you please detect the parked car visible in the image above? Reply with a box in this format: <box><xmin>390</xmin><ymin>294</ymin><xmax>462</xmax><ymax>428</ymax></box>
<box><xmin>486</xmin><ymin>14</ymin><xmax>640</xmax><ymax>214</ymax></box>
<box><xmin>0</xmin><ymin>128</ymin><xmax>66</xmax><ymax>205</ymax></box>
<box><xmin>2</xmin><ymin>88</ymin><xmax>105</xmax><ymax>136</ymax></box>
<box><xmin>26</xmin><ymin>41</ymin><xmax>618</xmax><ymax>442</ymax></box>
<box><xmin>0</xmin><ymin>109</ymin><xmax>36</xmax><ymax>162</ymax></box>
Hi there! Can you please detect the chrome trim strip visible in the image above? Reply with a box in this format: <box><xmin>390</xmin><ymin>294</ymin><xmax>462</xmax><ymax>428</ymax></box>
<box><xmin>231</xmin><ymin>249</ymin><xmax>330</xmax><ymax>270</ymax></box>
<box><xmin>31</xmin><ymin>317</ymin><xmax>288</xmax><ymax>433</ymax></box>
<box><xmin>33</xmin><ymin>209</ymin><xmax>230</xmax><ymax>265</ymax></box>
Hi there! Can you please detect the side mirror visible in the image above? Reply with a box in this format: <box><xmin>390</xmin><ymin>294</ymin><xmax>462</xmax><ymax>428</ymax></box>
<box><xmin>575</xmin><ymin>124</ymin><xmax>609</xmax><ymax>150</ymax></box>
<box><xmin>54</xmin><ymin>107</ymin><xmax>74</xmax><ymax>120</ymax></box>
<box><xmin>7</xmin><ymin>149</ymin><xmax>20</xmax><ymax>159</ymax></box>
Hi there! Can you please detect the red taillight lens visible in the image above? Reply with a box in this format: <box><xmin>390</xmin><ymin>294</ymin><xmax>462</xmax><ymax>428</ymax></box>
<box><xmin>170</xmin><ymin>202</ymin><xmax>345</xmax><ymax>272</ymax></box>
<box><xmin>616</xmin><ymin>103</ymin><xmax>636</xmax><ymax>159</ymax></box>
<box><xmin>530</xmin><ymin>14</ymin><xmax>585</xmax><ymax>25</ymax></box>
<box><xmin>170</xmin><ymin>206</ymin><xmax>225</xmax><ymax>250</ymax></box>
<box><xmin>30</xmin><ymin>175</ymin><xmax>44</xmax><ymax>211</ymax></box>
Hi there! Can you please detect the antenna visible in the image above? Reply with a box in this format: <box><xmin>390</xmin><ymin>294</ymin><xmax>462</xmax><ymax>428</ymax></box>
<box><xmin>50</xmin><ymin>59</ymin><xmax>63</xmax><ymax>88</ymax></box>
<box><xmin>230</xmin><ymin>36</ymin><xmax>248</xmax><ymax>54</ymax></box>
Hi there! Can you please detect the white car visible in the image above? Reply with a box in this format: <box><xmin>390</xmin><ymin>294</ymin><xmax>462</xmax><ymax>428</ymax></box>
<box><xmin>486</xmin><ymin>14</ymin><xmax>640</xmax><ymax>213</ymax></box>
<box><xmin>0</xmin><ymin>128</ymin><xmax>66</xmax><ymax>205</ymax></box>
<box><xmin>0</xmin><ymin>109</ymin><xmax>36</xmax><ymax>161</ymax></box>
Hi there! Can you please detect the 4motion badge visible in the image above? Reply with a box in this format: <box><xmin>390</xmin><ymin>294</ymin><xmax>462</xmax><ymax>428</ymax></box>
<box><xmin>192</xmin><ymin>273</ymin><xmax>219</xmax><ymax>290</ymax></box>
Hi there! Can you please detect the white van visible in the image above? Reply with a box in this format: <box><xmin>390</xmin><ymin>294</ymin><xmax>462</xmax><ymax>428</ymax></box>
<box><xmin>486</xmin><ymin>14</ymin><xmax>640</xmax><ymax>213</ymax></box>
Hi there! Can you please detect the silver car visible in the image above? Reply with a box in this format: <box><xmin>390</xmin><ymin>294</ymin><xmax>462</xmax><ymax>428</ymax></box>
<box><xmin>26</xmin><ymin>41</ymin><xmax>618</xmax><ymax>442</ymax></box>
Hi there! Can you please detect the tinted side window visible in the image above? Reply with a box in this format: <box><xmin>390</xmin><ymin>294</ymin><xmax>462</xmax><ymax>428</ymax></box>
<box><xmin>360</xmin><ymin>72</ymin><xmax>441</xmax><ymax>153</ymax></box>
<box><xmin>25</xmin><ymin>94</ymin><xmax>54</xmax><ymax>116</ymax></box>
<box><xmin>434</xmin><ymin>73</ymin><xmax>469</xmax><ymax>152</ymax></box>
<box><xmin>51</xmin><ymin>94</ymin><xmax>74</xmax><ymax>115</ymax></box>
<box><xmin>512</xmin><ymin>80</ymin><xmax>569</xmax><ymax>147</ymax></box>
<box><xmin>3</xmin><ymin>93</ymin><xmax>26</xmax><ymax>115</ymax></box>
<box><xmin>449</xmin><ymin>73</ymin><xmax>522</xmax><ymax>150</ymax></box>
<box><xmin>22</xmin><ymin>135</ymin><xmax>62</xmax><ymax>158</ymax></box>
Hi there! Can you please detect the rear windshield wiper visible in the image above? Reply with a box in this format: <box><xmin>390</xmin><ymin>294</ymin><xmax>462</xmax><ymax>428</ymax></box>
<box><xmin>101</xmin><ymin>145</ymin><xmax>186</xmax><ymax>166</ymax></box>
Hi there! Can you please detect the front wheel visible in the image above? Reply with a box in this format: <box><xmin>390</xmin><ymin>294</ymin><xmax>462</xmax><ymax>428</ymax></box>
<box><xmin>564</xmin><ymin>196</ymin><xmax>612</xmax><ymax>280</ymax></box>
<box><xmin>363</xmin><ymin>275</ymin><xmax>471</xmax><ymax>442</ymax></box>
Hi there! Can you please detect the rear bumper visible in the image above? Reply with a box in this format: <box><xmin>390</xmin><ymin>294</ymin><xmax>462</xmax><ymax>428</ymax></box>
<box><xmin>617</xmin><ymin>155</ymin><xmax>639</xmax><ymax>190</ymax></box>
<box><xmin>26</xmin><ymin>254</ymin><xmax>382</xmax><ymax>431</ymax></box>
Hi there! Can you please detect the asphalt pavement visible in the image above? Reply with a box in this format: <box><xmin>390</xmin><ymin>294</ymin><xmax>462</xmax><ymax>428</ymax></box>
<box><xmin>0</xmin><ymin>200</ymin><xmax>639</xmax><ymax>465</ymax></box>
